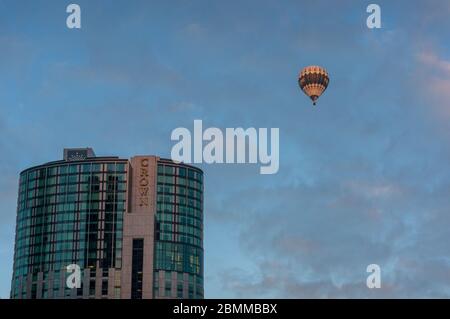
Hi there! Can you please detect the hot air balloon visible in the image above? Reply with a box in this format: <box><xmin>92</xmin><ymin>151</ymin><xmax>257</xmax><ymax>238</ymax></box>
<box><xmin>298</xmin><ymin>65</ymin><xmax>329</xmax><ymax>106</ymax></box>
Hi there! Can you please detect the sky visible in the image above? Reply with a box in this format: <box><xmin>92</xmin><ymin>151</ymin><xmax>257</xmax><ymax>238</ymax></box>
<box><xmin>1</xmin><ymin>0</ymin><xmax>450</xmax><ymax>298</ymax></box>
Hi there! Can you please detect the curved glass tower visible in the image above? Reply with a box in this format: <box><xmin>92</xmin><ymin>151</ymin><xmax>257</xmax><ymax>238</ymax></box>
<box><xmin>10</xmin><ymin>148</ymin><xmax>203</xmax><ymax>299</ymax></box>
<box><xmin>154</xmin><ymin>159</ymin><xmax>203</xmax><ymax>299</ymax></box>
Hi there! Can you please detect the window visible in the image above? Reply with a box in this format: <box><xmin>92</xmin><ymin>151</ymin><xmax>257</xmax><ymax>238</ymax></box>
<box><xmin>177</xmin><ymin>282</ymin><xmax>183</xmax><ymax>298</ymax></box>
<box><xmin>131</xmin><ymin>239</ymin><xmax>144</xmax><ymax>299</ymax></box>
<box><xmin>102</xmin><ymin>280</ymin><xmax>108</xmax><ymax>296</ymax></box>
<box><xmin>89</xmin><ymin>280</ymin><xmax>95</xmax><ymax>296</ymax></box>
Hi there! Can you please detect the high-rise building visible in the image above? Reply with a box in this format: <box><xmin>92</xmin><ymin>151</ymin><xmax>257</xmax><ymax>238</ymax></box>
<box><xmin>10</xmin><ymin>148</ymin><xmax>204</xmax><ymax>299</ymax></box>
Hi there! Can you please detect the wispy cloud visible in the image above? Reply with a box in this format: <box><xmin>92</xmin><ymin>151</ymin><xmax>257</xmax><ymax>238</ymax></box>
<box><xmin>418</xmin><ymin>51</ymin><xmax>450</xmax><ymax>75</ymax></box>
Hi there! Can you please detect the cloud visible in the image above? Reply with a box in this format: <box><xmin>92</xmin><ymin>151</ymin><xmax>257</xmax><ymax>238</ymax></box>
<box><xmin>183</xmin><ymin>23</ymin><xmax>207</xmax><ymax>38</ymax></box>
<box><xmin>418</xmin><ymin>51</ymin><xmax>450</xmax><ymax>74</ymax></box>
<box><xmin>212</xmin><ymin>171</ymin><xmax>450</xmax><ymax>298</ymax></box>
<box><xmin>415</xmin><ymin>50</ymin><xmax>450</xmax><ymax>121</ymax></box>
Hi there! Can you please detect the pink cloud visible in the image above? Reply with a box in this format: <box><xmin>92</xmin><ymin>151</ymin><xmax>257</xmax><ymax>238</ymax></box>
<box><xmin>418</xmin><ymin>51</ymin><xmax>450</xmax><ymax>75</ymax></box>
<box><xmin>416</xmin><ymin>50</ymin><xmax>450</xmax><ymax>119</ymax></box>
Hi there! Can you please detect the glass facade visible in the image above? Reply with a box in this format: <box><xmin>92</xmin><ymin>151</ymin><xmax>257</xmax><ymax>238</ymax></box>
<box><xmin>154</xmin><ymin>161</ymin><xmax>204</xmax><ymax>299</ymax></box>
<box><xmin>11</xmin><ymin>159</ymin><xmax>127</xmax><ymax>299</ymax></box>
<box><xmin>10</xmin><ymin>151</ymin><xmax>204</xmax><ymax>299</ymax></box>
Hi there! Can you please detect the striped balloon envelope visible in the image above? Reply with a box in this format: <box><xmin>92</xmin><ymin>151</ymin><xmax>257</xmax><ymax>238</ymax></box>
<box><xmin>298</xmin><ymin>66</ymin><xmax>329</xmax><ymax>106</ymax></box>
